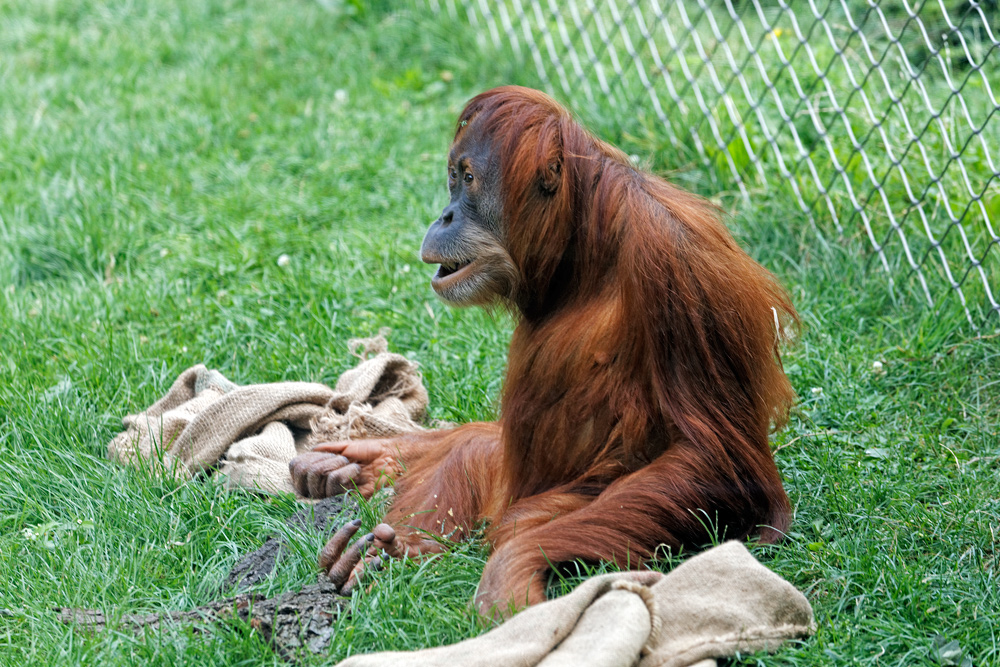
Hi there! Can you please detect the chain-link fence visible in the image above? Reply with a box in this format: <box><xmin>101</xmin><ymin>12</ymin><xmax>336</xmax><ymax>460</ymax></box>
<box><xmin>429</xmin><ymin>0</ymin><xmax>1000</xmax><ymax>328</ymax></box>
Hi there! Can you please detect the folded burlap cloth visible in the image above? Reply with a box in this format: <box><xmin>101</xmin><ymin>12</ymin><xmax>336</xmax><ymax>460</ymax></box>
<box><xmin>108</xmin><ymin>336</ymin><xmax>427</xmax><ymax>496</ymax></box>
<box><xmin>335</xmin><ymin>541</ymin><xmax>814</xmax><ymax>667</ymax></box>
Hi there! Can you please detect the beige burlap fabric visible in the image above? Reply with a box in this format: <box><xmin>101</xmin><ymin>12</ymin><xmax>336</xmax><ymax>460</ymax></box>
<box><xmin>335</xmin><ymin>541</ymin><xmax>815</xmax><ymax>667</ymax></box>
<box><xmin>307</xmin><ymin>336</ymin><xmax>428</xmax><ymax>446</ymax></box>
<box><xmin>108</xmin><ymin>336</ymin><xmax>427</xmax><ymax>496</ymax></box>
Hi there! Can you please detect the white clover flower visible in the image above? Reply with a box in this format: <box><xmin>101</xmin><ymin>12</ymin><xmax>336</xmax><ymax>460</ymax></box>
<box><xmin>810</xmin><ymin>387</ymin><xmax>823</xmax><ymax>396</ymax></box>
<box><xmin>277</xmin><ymin>254</ymin><xmax>291</xmax><ymax>267</ymax></box>
<box><xmin>872</xmin><ymin>360</ymin><xmax>884</xmax><ymax>373</ymax></box>
<box><xmin>334</xmin><ymin>89</ymin><xmax>348</xmax><ymax>104</ymax></box>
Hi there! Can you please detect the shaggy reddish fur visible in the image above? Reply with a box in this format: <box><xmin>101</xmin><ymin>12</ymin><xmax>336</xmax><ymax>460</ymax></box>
<box><xmin>371</xmin><ymin>87</ymin><xmax>797</xmax><ymax>612</ymax></box>
<box><xmin>301</xmin><ymin>87</ymin><xmax>798</xmax><ymax>614</ymax></box>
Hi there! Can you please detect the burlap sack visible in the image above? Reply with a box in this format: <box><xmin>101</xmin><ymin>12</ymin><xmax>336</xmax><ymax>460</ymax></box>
<box><xmin>334</xmin><ymin>541</ymin><xmax>815</xmax><ymax>667</ymax></box>
<box><xmin>307</xmin><ymin>336</ymin><xmax>428</xmax><ymax>446</ymax></box>
<box><xmin>108</xmin><ymin>336</ymin><xmax>428</xmax><ymax>496</ymax></box>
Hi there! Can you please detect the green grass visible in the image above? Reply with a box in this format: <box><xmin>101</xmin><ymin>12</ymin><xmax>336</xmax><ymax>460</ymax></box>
<box><xmin>0</xmin><ymin>1</ymin><xmax>998</xmax><ymax>665</ymax></box>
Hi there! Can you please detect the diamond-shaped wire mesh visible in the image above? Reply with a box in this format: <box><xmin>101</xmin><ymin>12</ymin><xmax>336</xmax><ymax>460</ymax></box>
<box><xmin>429</xmin><ymin>0</ymin><xmax>1000</xmax><ymax>328</ymax></box>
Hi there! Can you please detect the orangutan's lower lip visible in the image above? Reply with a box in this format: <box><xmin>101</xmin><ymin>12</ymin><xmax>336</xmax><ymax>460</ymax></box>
<box><xmin>431</xmin><ymin>258</ymin><xmax>477</xmax><ymax>290</ymax></box>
